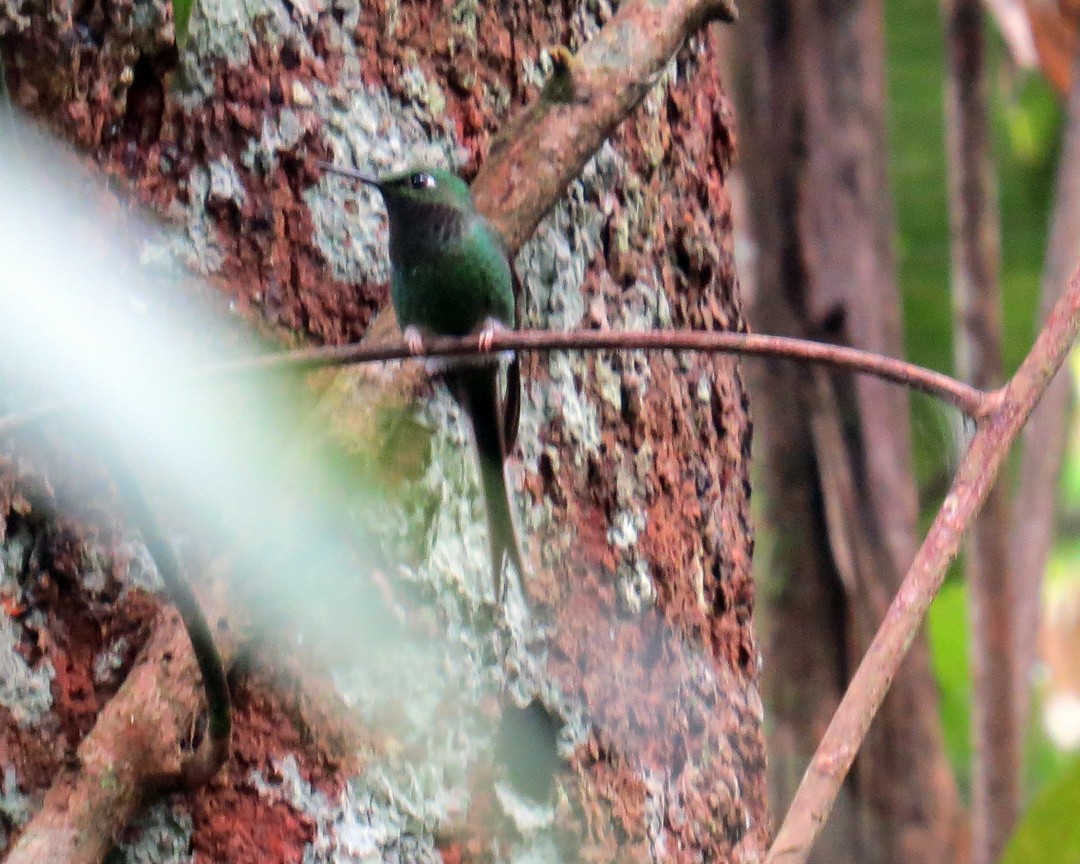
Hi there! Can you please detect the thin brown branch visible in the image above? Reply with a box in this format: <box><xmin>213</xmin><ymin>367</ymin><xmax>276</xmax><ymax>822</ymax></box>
<box><xmin>765</xmin><ymin>262</ymin><xmax>1080</xmax><ymax>864</ymax></box>
<box><xmin>223</xmin><ymin>333</ymin><xmax>987</xmax><ymax>420</ymax></box>
<box><xmin>981</xmin><ymin>0</ymin><xmax>1038</xmax><ymax>68</ymax></box>
<box><xmin>0</xmin><ymin>329</ymin><xmax>987</xmax><ymax>435</ymax></box>
<box><xmin>942</xmin><ymin>0</ymin><xmax>1017</xmax><ymax>856</ymax></box>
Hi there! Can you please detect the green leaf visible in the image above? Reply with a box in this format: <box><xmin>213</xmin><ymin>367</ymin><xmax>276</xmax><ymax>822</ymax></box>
<box><xmin>1001</xmin><ymin>755</ymin><xmax>1080</xmax><ymax>864</ymax></box>
<box><xmin>173</xmin><ymin>0</ymin><xmax>194</xmax><ymax>50</ymax></box>
<box><xmin>927</xmin><ymin>580</ymin><xmax>971</xmax><ymax>793</ymax></box>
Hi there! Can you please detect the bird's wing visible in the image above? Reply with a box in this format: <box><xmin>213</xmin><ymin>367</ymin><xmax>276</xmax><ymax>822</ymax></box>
<box><xmin>501</xmin><ymin>263</ymin><xmax>522</xmax><ymax>455</ymax></box>
<box><xmin>485</xmin><ymin>217</ymin><xmax>523</xmax><ymax>455</ymax></box>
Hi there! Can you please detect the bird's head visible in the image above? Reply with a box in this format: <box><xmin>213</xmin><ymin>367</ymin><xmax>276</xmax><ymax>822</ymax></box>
<box><xmin>320</xmin><ymin>163</ymin><xmax>475</xmax><ymax>219</ymax></box>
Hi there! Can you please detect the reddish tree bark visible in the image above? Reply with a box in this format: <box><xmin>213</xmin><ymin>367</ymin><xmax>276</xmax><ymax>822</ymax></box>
<box><xmin>1</xmin><ymin>1</ymin><xmax>763</xmax><ymax>862</ymax></box>
<box><xmin>1011</xmin><ymin>45</ymin><xmax>1080</xmax><ymax>766</ymax></box>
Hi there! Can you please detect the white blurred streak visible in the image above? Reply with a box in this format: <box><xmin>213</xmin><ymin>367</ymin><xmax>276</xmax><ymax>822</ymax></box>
<box><xmin>0</xmin><ymin>113</ymin><xmax>400</xmax><ymax>652</ymax></box>
<box><xmin>0</xmin><ymin>115</ymin><xmax>762</xmax><ymax>854</ymax></box>
<box><xmin>1043</xmin><ymin>691</ymin><xmax>1080</xmax><ymax>749</ymax></box>
<box><xmin>983</xmin><ymin>0</ymin><xmax>1039</xmax><ymax>70</ymax></box>
<box><xmin>0</xmin><ymin>116</ymin><xmax>521</xmax><ymax>849</ymax></box>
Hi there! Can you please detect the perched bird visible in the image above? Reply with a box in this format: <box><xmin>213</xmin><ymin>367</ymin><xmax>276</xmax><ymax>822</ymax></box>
<box><xmin>321</xmin><ymin>161</ymin><xmax>525</xmax><ymax>605</ymax></box>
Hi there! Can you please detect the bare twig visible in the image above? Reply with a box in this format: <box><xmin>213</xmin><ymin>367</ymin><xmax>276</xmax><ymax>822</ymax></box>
<box><xmin>0</xmin><ymin>329</ymin><xmax>987</xmax><ymax>435</ymax></box>
<box><xmin>217</xmin><ymin>332</ymin><xmax>988</xmax><ymax>419</ymax></box>
<box><xmin>941</xmin><ymin>0</ymin><xmax>1017</xmax><ymax>857</ymax></box>
<box><xmin>765</xmin><ymin>263</ymin><xmax>1080</xmax><ymax>864</ymax></box>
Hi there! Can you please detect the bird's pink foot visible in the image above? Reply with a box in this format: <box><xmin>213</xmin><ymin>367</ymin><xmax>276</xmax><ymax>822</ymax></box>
<box><xmin>477</xmin><ymin>318</ymin><xmax>506</xmax><ymax>353</ymax></box>
<box><xmin>403</xmin><ymin>325</ymin><xmax>425</xmax><ymax>355</ymax></box>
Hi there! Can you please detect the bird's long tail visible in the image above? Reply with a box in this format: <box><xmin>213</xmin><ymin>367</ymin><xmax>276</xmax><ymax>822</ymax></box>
<box><xmin>446</xmin><ymin>363</ymin><xmax>526</xmax><ymax>605</ymax></box>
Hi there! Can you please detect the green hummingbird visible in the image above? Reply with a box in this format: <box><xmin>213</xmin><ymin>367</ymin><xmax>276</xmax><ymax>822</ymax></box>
<box><xmin>321</xmin><ymin>161</ymin><xmax>525</xmax><ymax>605</ymax></box>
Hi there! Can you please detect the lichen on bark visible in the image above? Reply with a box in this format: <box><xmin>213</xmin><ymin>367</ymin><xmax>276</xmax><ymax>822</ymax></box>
<box><xmin>0</xmin><ymin>1</ymin><xmax>760</xmax><ymax>862</ymax></box>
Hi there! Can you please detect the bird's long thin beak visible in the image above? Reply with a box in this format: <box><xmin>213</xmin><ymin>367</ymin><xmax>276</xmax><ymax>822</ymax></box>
<box><xmin>318</xmin><ymin>161</ymin><xmax>380</xmax><ymax>187</ymax></box>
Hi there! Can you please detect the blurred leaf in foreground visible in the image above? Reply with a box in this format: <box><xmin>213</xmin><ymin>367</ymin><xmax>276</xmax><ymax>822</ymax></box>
<box><xmin>173</xmin><ymin>0</ymin><xmax>194</xmax><ymax>50</ymax></box>
<box><xmin>1001</xmin><ymin>754</ymin><xmax>1080</xmax><ymax>864</ymax></box>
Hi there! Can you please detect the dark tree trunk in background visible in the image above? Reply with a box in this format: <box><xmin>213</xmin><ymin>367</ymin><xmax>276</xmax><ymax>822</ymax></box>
<box><xmin>732</xmin><ymin>0</ymin><xmax>968</xmax><ymax>862</ymax></box>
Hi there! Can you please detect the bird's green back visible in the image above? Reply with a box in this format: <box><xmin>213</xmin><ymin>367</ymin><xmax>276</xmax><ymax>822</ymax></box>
<box><xmin>390</xmin><ymin>215</ymin><xmax>514</xmax><ymax>337</ymax></box>
<box><xmin>377</xmin><ymin>168</ymin><xmax>515</xmax><ymax>338</ymax></box>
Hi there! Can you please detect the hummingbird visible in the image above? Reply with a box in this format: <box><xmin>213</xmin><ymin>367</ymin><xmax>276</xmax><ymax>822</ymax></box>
<box><xmin>321</xmin><ymin>161</ymin><xmax>525</xmax><ymax>606</ymax></box>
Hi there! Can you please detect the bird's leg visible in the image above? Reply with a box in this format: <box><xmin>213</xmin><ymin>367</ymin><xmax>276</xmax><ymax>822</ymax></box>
<box><xmin>403</xmin><ymin>325</ymin><xmax>425</xmax><ymax>355</ymax></box>
<box><xmin>477</xmin><ymin>317</ymin><xmax>507</xmax><ymax>353</ymax></box>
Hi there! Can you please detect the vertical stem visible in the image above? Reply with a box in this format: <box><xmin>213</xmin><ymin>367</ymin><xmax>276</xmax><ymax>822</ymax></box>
<box><xmin>941</xmin><ymin>0</ymin><xmax>1017</xmax><ymax>860</ymax></box>
<box><xmin>1011</xmin><ymin>46</ymin><xmax>1080</xmax><ymax>756</ymax></box>
<box><xmin>736</xmin><ymin>0</ymin><xmax>965</xmax><ymax>857</ymax></box>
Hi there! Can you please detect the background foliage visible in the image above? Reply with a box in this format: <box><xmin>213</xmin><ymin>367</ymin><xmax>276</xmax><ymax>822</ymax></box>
<box><xmin>886</xmin><ymin>0</ymin><xmax>1080</xmax><ymax>841</ymax></box>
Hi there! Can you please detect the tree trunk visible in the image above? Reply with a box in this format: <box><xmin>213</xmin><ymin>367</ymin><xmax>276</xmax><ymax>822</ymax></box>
<box><xmin>733</xmin><ymin>0</ymin><xmax>968</xmax><ymax>862</ymax></box>
<box><xmin>1</xmin><ymin>2</ymin><xmax>764</xmax><ymax>862</ymax></box>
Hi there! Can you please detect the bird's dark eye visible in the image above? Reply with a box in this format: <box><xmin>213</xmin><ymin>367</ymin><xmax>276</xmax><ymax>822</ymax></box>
<box><xmin>410</xmin><ymin>172</ymin><xmax>436</xmax><ymax>190</ymax></box>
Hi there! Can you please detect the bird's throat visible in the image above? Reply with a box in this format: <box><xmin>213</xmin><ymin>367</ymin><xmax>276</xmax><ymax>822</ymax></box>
<box><xmin>387</xmin><ymin>198</ymin><xmax>467</xmax><ymax>268</ymax></box>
